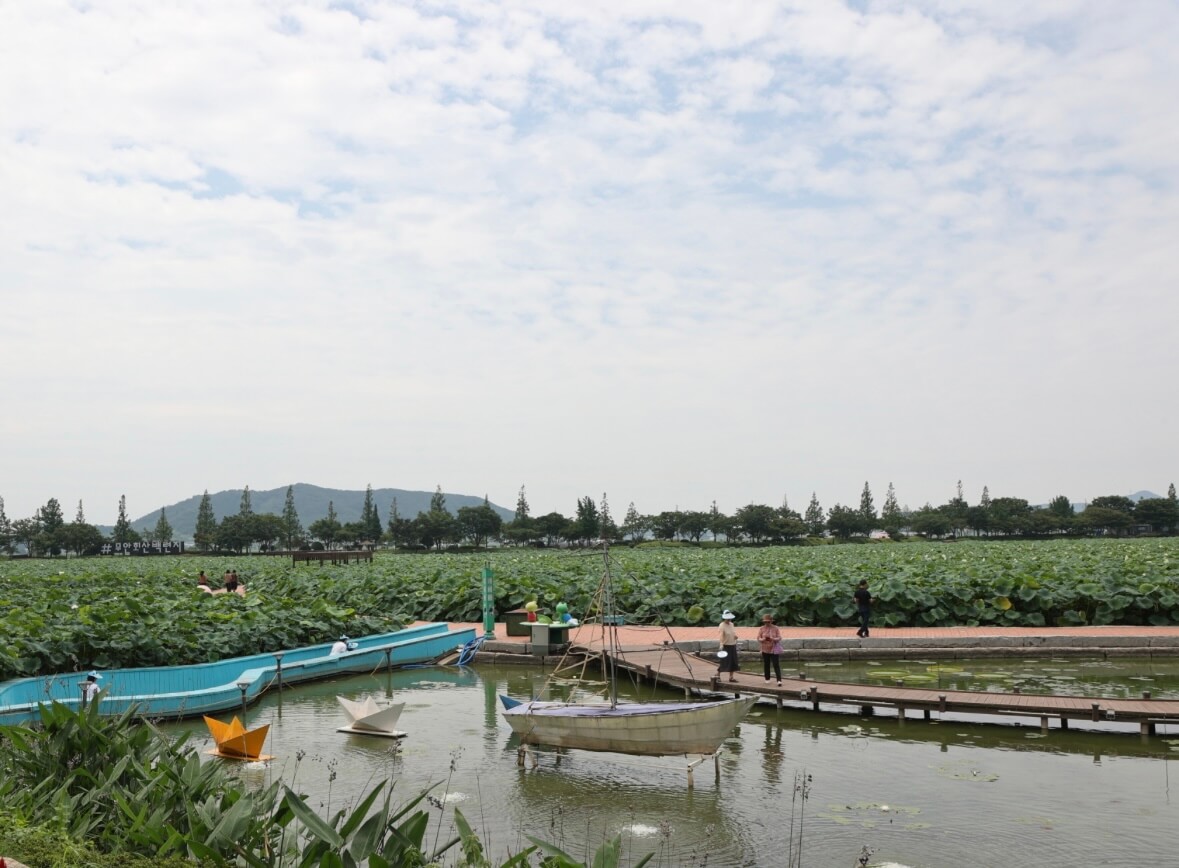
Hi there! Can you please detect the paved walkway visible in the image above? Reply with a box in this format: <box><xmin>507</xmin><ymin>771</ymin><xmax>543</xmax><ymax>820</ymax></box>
<box><xmin>435</xmin><ymin>621</ymin><xmax>1179</xmax><ymax>656</ymax></box>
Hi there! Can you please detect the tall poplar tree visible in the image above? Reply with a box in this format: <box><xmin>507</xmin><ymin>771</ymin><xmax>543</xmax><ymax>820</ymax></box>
<box><xmin>709</xmin><ymin>500</ymin><xmax>725</xmax><ymax>542</ymax></box>
<box><xmin>514</xmin><ymin>485</ymin><xmax>530</xmax><ymax>523</ymax></box>
<box><xmin>38</xmin><ymin>498</ymin><xmax>66</xmax><ymax>556</ymax></box>
<box><xmin>194</xmin><ymin>490</ymin><xmax>217</xmax><ymax>551</ymax></box>
<box><xmin>281</xmin><ymin>485</ymin><xmax>302</xmax><ymax>550</ymax></box>
<box><xmin>881</xmin><ymin>483</ymin><xmax>902</xmax><ymax>536</ymax></box>
<box><xmin>804</xmin><ymin>492</ymin><xmax>825</xmax><ymax>536</ymax></box>
<box><xmin>75</xmin><ymin>500</ymin><xmax>85</xmax><ymax>523</ymax></box>
<box><xmin>239</xmin><ymin>486</ymin><xmax>253</xmax><ymax>516</ymax></box>
<box><xmin>308</xmin><ymin>501</ymin><xmax>341</xmax><ymax>549</ymax></box>
<box><xmin>0</xmin><ymin>496</ymin><xmax>11</xmax><ymax>553</ymax></box>
<box><xmin>386</xmin><ymin>496</ymin><xmax>414</xmax><ymax>548</ymax></box>
<box><xmin>599</xmin><ymin>492</ymin><xmax>618</xmax><ymax>540</ymax></box>
<box><xmin>622</xmin><ymin>502</ymin><xmax>646</xmax><ymax>541</ymax></box>
<box><xmin>859</xmin><ymin>482</ymin><xmax>876</xmax><ymax>531</ymax></box>
<box><xmin>574</xmin><ymin>495</ymin><xmax>600</xmax><ymax>543</ymax></box>
<box><xmin>154</xmin><ymin>507</ymin><xmax>173</xmax><ymax>543</ymax></box>
<box><xmin>113</xmin><ymin>495</ymin><xmax>133</xmax><ymax>544</ymax></box>
<box><xmin>360</xmin><ymin>484</ymin><xmax>382</xmax><ymax>541</ymax></box>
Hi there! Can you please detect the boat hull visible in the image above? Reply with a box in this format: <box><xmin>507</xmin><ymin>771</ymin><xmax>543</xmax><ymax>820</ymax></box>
<box><xmin>0</xmin><ymin>623</ymin><xmax>474</xmax><ymax>725</ymax></box>
<box><xmin>501</xmin><ymin>697</ymin><xmax>755</xmax><ymax>756</ymax></box>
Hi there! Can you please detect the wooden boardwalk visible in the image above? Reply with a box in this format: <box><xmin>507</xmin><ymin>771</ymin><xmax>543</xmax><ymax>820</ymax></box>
<box><xmin>584</xmin><ymin>642</ymin><xmax>1179</xmax><ymax>737</ymax></box>
<box><xmin>291</xmin><ymin>550</ymin><xmax>373</xmax><ymax>565</ymax></box>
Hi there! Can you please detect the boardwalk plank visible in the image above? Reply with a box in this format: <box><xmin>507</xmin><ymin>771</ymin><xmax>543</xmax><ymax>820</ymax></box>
<box><xmin>584</xmin><ymin>644</ymin><xmax>1179</xmax><ymax>736</ymax></box>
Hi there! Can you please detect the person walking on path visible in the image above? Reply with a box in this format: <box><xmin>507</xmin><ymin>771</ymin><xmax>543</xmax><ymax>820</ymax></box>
<box><xmin>717</xmin><ymin>610</ymin><xmax>740</xmax><ymax>682</ymax></box>
<box><xmin>758</xmin><ymin>613</ymin><xmax>783</xmax><ymax>684</ymax></box>
<box><xmin>81</xmin><ymin>671</ymin><xmax>102</xmax><ymax>707</ymax></box>
<box><xmin>854</xmin><ymin>580</ymin><xmax>873</xmax><ymax>638</ymax></box>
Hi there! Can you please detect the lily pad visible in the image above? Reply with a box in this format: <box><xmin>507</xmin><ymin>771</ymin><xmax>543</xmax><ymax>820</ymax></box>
<box><xmin>934</xmin><ymin>761</ymin><xmax>999</xmax><ymax>783</ymax></box>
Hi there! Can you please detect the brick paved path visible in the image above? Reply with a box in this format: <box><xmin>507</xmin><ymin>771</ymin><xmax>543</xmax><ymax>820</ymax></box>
<box><xmin>438</xmin><ymin>620</ymin><xmax>1179</xmax><ymax>651</ymax></box>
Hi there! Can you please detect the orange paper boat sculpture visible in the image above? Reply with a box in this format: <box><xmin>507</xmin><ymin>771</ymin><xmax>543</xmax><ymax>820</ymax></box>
<box><xmin>203</xmin><ymin>715</ymin><xmax>271</xmax><ymax>761</ymax></box>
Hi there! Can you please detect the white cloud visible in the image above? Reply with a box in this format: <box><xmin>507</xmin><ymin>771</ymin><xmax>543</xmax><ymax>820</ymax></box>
<box><xmin>1</xmin><ymin>0</ymin><xmax>1176</xmax><ymax>524</ymax></box>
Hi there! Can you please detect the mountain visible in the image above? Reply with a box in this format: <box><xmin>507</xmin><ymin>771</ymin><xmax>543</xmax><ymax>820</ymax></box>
<box><xmin>1032</xmin><ymin>491</ymin><xmax>1163</xmax><ymax>513</ymax></box>
<box><xmin>117</xmin><ymin>484</ymin><xmax>513</xmax><ymax>541</ymax></box>
<box><xmin>1127</xmin><ymin>490</ymin><xmax>1162</xmax><ymax>502</ymax></box>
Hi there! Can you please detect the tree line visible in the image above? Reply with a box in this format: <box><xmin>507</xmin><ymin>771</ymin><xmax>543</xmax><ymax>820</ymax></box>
<box><xmin>2</xmin><ymin>480</ymin><xmax>1176</xmax><ymax>557</ymax></box>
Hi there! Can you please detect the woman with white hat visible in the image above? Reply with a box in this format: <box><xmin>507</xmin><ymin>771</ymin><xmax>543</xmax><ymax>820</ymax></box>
<box><xmin>81</xmin><ymin>671</ymin><xmax>102</xmax><ymax>706</ymax></box>
<box><xmin>717</xmin><ymin>610</ymin><xmax>739</xmax><ymax>682</ymax></box>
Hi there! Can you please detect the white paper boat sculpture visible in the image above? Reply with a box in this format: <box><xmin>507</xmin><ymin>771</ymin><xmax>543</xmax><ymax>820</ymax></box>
<box><xmin>337</xmin><ymin>695</ymin><xmax>406</xmax><ymax>738</ymax></box>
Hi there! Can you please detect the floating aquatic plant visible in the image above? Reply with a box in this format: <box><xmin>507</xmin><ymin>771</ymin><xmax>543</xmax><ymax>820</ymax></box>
<box><xmin>933</xmin><ymin>761</ymin><xmax>1000</xmax><ymax>782</ymax></box>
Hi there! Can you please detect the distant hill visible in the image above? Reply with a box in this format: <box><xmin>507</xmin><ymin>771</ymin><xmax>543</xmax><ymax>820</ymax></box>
<box><xmin>1030</xmin><ymin>491</ymin><xmax>1164</xmax><ymax>513</ymax></box>
<box><xmin>109</xmin><ymin>484</ymin><xmax>513</xmax><ymax>541</ymax></box>
<box><xmin>1128</xmin><ymin>490</ymin><xmax>1162</xmax><ymax>502</ymax></box>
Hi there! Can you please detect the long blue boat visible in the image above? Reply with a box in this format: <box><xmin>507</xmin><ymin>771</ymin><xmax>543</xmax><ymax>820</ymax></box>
<box><xmin>0</xmin><ymin>622</ymin><xmax>475</xmax><ymax>725</ymax></box>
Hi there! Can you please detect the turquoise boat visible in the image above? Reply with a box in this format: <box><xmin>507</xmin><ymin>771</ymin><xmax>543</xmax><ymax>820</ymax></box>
<box><xmin>0</xmin><ymin>622</ymin><xmax>475</xmax><ymax>726</ymax></box>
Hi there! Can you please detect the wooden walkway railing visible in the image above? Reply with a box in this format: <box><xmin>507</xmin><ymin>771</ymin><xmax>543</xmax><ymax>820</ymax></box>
<box><xmin>291</xmin><ymin>550</ymin><xmax>374</xmax><ymax>566</ymax></box>
<box><xmin>584</xmin><ymin>643</ymin><xmax>1179</xmax><ymax>738</ymax></box>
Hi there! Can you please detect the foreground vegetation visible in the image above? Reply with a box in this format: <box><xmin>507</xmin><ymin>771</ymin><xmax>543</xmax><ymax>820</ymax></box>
<box><xmin>0</xmin><ymin>702</ymin><xmax>646</xmax><ymax>867</ymax></box>
<box><xmin>2</xmin><ymin>539</ymin><xmax>1178</xmax><ymax>681</ymax></box>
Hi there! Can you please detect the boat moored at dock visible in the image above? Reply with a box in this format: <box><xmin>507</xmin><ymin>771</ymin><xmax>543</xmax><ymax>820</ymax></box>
<box><xmin>0</xmin><ymin>622</ymin><xmax>475</xmax><ymax>726</ymax></box>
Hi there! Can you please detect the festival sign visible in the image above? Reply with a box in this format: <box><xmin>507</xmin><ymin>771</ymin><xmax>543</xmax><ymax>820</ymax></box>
<box><xmin>100</xmin><ymin>541</ymin><xmax>186</xmax><ymax>555</ymax></box>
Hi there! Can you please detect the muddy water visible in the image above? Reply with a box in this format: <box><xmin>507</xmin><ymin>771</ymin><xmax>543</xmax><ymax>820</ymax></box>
<box><xmin>171</xmin><ymin>660</ymin><xmax>1179</xmax><ymax>867</ymax></box>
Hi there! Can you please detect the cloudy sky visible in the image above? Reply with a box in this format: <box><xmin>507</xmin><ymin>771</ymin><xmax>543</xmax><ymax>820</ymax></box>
<box><xmin>2</xmin><ymin>0</ymin><xmax>1176</xmax><ymax>526</ymax></box>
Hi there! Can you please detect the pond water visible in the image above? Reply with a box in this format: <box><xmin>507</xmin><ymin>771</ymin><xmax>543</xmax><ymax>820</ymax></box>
<box><xmin>797</xmin><ymin>656</ymin><xmax>1179</xmax><ymax>700</ymax></box>
<box><xmin>167</xmin><ymin>660</ymin><xmax>1179</xmax><ymax>868</ymax></box>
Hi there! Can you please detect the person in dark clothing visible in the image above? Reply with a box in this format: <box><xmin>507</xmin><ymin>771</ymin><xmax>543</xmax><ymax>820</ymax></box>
<box><xmin>854</xmin><ymin>580</ymin><xmax>872</xmax><ymax>638</ymax></box>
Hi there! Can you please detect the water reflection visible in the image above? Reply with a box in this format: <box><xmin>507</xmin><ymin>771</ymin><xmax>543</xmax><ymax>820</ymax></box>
<box><xmin>816</xmin><ymin>656</ymin><xmax>1179</xmax><ymax>700</ymax></box>
<box><xmin>163</xmin><ymin>661</ymin><xmax>1179</xmax><ymax>868</ymax></box>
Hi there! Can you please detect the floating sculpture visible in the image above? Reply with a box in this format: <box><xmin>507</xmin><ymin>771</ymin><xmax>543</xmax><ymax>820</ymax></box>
<box><xmin>336</xmin><ymin>695</ymin><xmax>406</xmax><ymax>738</ymax></box>
<box><xmin>203</xmin><ymin>715</ymin><xmax>272</xmax><ymax>761</ymax></box>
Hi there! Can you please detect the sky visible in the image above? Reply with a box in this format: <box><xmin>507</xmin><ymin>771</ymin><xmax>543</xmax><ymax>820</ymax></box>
<box><xmin>1</xmin><ymin>0</ymin><xmax>1176</xmax><ymax>526</ymax></box>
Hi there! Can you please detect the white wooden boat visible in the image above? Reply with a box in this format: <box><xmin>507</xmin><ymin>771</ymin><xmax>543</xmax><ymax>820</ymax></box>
<box><xmin>499</xmin><ymin>545</ymin><xmax>754</xmax><ymax>758</ymax></box>
<box><xmin>336</xmin><ymin>695</ymin><xmax>406</xmax><ymax>738</ymax></box>
<box><xmin>501</xmin><ymin>696</ymin><xmax>755</xmax><ymax>756</ymax></box>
